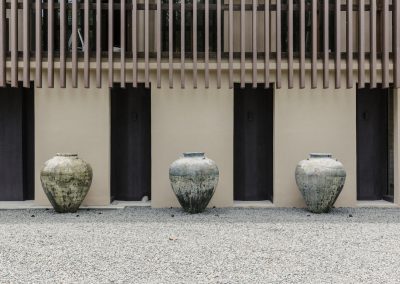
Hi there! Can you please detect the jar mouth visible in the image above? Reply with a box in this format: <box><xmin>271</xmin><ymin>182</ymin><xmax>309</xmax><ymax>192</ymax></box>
<box><xmin>309</xmin><ymin>153</ymin><xmax>332</xmax><ymax>158</ymax></box>
<box><xmin>56</xmin><ymin>153</ymin><xmax>78</xmax><ymax>157</ymax></box>
<box><xmin>183</xmin><ymin>152</ymin><xmax>205</xmax><ymax>158</ymax></box>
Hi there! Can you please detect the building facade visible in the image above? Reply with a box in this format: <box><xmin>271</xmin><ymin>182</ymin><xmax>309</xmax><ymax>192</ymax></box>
<box><xmin>0</xmin><ymin>0</ymin><xmax>399</xmax><ymax>208</ymax></box>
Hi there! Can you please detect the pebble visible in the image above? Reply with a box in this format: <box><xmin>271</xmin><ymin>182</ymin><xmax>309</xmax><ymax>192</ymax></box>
<box><xmin>0</xmin><ymin>207</ymin><xmax>398</xmax><ymax>283</ymax></box>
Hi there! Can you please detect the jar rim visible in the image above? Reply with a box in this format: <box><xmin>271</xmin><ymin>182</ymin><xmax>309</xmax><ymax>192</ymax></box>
<box><xmin>183</xmin><ymin>152</ymin><xmax>205</xmax><ymax>158</ymax></box>
<box><xmin>56</xmin><ymin>153</ymin><xmax>78</xmax><ymax>157</ymax></box>
<box><xmin>309</xmin><ymin>153</ymin><xmax>332</xmax><ymax>158</ymax></box>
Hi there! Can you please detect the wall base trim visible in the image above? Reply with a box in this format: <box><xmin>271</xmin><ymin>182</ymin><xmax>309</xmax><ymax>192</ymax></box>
<box><xmin>233</xmin><ymin>200</ymin><xmax>275</xmax><ymax>208</ymax></box>
<box><xmin>357</xmin><ymin>200</ymin><xmax>399</xmax><ymax>208</ymax></box>
<box><xmin>0</xmin><ymin>200</ymin><xmax>125</xmax><ymax>210</ymax></box>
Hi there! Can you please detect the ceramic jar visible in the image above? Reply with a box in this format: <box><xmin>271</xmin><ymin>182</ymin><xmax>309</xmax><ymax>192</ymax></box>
<box><xmin>295</xmin><ymin>153</ymin><xmax>346</xmax><ymax>213</ymax></box>
<box><xmin>40</xmin><ymin>153</ymin><xmax>93</xmax><ymax>213</ymax></box>
<box><xmin>169</xmin><ymin>152</ymin><xmax>219</xmax><ymax>214</ymax></box>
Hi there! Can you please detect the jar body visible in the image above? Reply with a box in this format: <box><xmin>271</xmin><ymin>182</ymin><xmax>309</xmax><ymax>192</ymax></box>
<box><xmin>295</xmin><ymin>153</ymin><xmax>346</xmax><ymax>213</ymax></box>
<box><xmin>40</xmin><ymin>154</ymin><xmax>93</xmax><ymax>213</ymax></box>
<box><xmin>169</xmin><ymin>152</ymin><xmax>219</xmax><ymax>214</ymax></box>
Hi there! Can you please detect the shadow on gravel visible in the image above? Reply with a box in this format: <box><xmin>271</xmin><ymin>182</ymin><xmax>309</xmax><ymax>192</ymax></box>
<box><xmin>0</xmin><ymin>207</ymin><xmax>399</xmax><ymax>225</ymax></box>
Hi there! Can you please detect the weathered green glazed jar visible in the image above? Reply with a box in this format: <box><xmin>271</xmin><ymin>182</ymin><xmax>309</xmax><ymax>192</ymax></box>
<box><xmin>40</xmin><ymin>154</ymin><xmax>93</xmax><ymax>213</ymax></box>
<box><xmin>169</xmin><ymin>152</ymin><xmax>219</xmax><ymax>214</ymax></box>
<box><xmin>295</xmin><ymin>153</ymin><xmax>346</xmax><ymax>214</ymax></box>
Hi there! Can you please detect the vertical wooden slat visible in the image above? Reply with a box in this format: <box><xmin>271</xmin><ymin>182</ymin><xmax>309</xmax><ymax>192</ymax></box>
<box><xmin>311</xmin><ymin>0</ymin><xmax>317</xmax><ymax>88</ymax></box>
<box><xmin>205</xmin><ymin>0</ymin><xmax>209</xmax><ymax>88</ymax></box>
<box><xmin>358</xmin><ymin>0</ymin><xmax>365</xmax><ymax>88</ymax></box>
<box><xmin>193</xmin><ymin>0</ymin><xmax>198</xmax><ymax>88</ymax></box>
<box><xmin>169</xmin><ymin>0</ymin><xmax>173</xmax><ymax>88</ymax></box>
<box><xmin>288</xmin><ymin>0</ymin><xmax>293</xmax><ymax>89</ymax></box>
<box><xmin>121</xmin><ymin>0</ymin><xmax>126</xmax><ymax>88</ymax></box>
<box><xmin>217</xmin><ymin>0</ymin><xmax>221</xmax><ymax>89</ymax></box>
<box><xmin>23</xmin><ymin>0</ymin><xmax>30</xmax><ymax>88</ymax></box>
<box><xmin>48</xmin><ymin>0</ymin><xmax>54</xmax><ymax>88</ymax></box>
<box><xmin>132</xmin><ymin>0</ymin><xmax>137</xmax><ymax>87</ymax></box>
<box><xmin>335</xmin><ymin>0</ymin><xmax>341</xmax><ymax>89</ymax></box>
<box><xmin>0</xmin><ymin>0</ymin><xmax>5</xmax><ymax>87</ymax></box>
<box><xmin>346</xmin><ymin>0</ymin><xmax>353</xmax><ymax>88</ymax></box>
<box><xmin>72</xmin><ymin>0</ymin><xmax>78</xmax><ymax>88</ymax></box>
<box><xmin>35</xmin><ymin>0</ymin><xmax>42</xmax><ymax>88</ymax></box>
<box><xmin>10</xmin><ymin>0</ymin><xmax>18</xmax><ymax>87</ymax></box>
<box><xmin>157</xmin><ymin>0</ymin><xmax>161</xmax><ymax>88</ymax></box>
<box><xmin>180</xmin><ymin>0</ymin><xmax>185</xmax><ymax>88</ymax></box>
<box><xmin>60</xmin><ymin>0</ymin><xmax>66</xmax><ymax>88</ymax></box>
<box><xmin>229</xmin><ymin>0</ymin><xmax>233</xmax><ymax>89</ymax></box>
<box><xmin>264</xmin><ymin>0</ymin><xmax>269</xmax><ymax>87</ymax></box>
<box><xmin>300</xmin><ymin>0</ymin><xmax>305</xmax><ymax>89</ymax></box>
<box><xmin>84</xmin><ymin>0</ymin><xmax>90</xmax><ymax>88</ymax></box>
<box><xmin>252</xmin><ymin>0</ymin><xmax>257</xmax><ymax>88</ymax></box>
<box><xmin>276</xmin><ymin>0</ymin><xmax>281</xmax><ymax>89</ymax></box>
<box><xmin>395</xmin><ymin>0</ymin><xmax>400</xmax><ymax>88</ymax></box>
<box><xmin>145</xmin><ymin>0</ymin><xmax>149</xmax><ymax>88</ymax></box>
<box><xmin>240</xmin><ymin>0</ymin><xmax>245</xmax><ymax>88</ymax></box>
<box><xmin>382</xmin><ymin>0</ymin><xmax>389</xmax><ymax>88</ymax></box>
<box><xmin>96</xmin><ymin>0</ymin><xmax>102</xmax><ymax>88</ymax></box>
<box><xmin>370</xmin><ymin>0</ymin><xmax>376</xmax><ymax>88</ymax></box>
<box><xmin>323</xmin><ymin>0</ymin><xmax>328</xmax><ymax>89</ymax></box>
<box><xmin>108</xmin><ymin>0</ymin><xmax>113</xmax><ymax>88</ymax></box>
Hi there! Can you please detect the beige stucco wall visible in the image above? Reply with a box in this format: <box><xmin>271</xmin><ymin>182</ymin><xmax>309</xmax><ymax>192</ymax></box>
<box><xmin>150</xmin><ymin>68</ymin><xmax>358</xmax><ymax>208</ymax></box>
<box><xmin>34</xmin><ymin>70</ymin><xmax>111</xmax><ymax>206</ymax></box>
<box><xmin>26</xmin><ymin>65</ymin><xmax>395</xmax><ymax>208</ymax></box>
<box><xmin>274</xmin><ymin>71</ymin><xmax>357</xmax><ymax>207</ymax></box>
<box><xmin>151</xmin><ymin>70</ymin><xmax>234</xmax><ymax>208</ymax></box>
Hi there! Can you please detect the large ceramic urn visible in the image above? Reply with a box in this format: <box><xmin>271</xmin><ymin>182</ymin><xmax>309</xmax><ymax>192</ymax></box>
<box><xmin>169</xmin><ymin>152</ymin><xmax>219</xmax><ymax>214</ymax></box>
<box><xmin>295</xmin><ymin>153</ymin><xmax>346</xmax><ymax>213</ymax></box>
<box><xmin>40</xmin><ymin>153</ymin><xmax>93</xmax><ymax>213</ymax></box>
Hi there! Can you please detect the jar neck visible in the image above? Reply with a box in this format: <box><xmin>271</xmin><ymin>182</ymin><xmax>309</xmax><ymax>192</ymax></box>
<box><xmin>309</xmin><ymin>153</ymin><xmax>332</xmax><ymax>159</ymax></box>
<box><xmin>56</xmin><ymin>153</ymin><xmax>78</xmax><ymax>158</ymax></box>
<box><xmin>183</xmin><ymin>152</ymin><xmax>205</xmax><ymax>158</ymax></box>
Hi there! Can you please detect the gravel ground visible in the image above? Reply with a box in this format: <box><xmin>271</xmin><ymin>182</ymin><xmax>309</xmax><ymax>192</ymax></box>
<box><xmin>0</xmin><ymin>207</ymin><xmax>400</xmax><ymax>284</ymax></box>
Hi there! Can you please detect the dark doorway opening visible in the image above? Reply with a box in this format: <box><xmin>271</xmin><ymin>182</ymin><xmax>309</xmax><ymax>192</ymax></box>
<box><xmin>234</xmin><ymin>84</ymin><xmax>273</xmax><ymax>201</ymax></box>
<box><xmin>357</xmin><ymin>86</ymin><xmax>393</xmax><ymax>201</ymax></box>
<box><xmin>111</xmin><ymin>83</ymin><xmax>151</xmax><ymax>201</ymax></box>
<box><xmin>0</xmin><ymin>84</ymin><xmax>34</xmax><ymax>201</ymax></box>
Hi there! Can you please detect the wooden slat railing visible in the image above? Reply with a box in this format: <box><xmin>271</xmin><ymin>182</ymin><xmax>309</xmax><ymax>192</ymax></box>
<box><xmin>347</xmin><ymin>0</ymin><xmax>353</xmax><ymax>88</ymax></box>
<box><xmin>359</xmin><ymin>0</ymin><xmax>365</xmax><ymax>88</ymax></box>
<box><xmin>132</xmin><ymin>0</ymin><xmax>137</xmax><ymax>87</ymax></box>
<box><xmin>72</xmin><ymin>0</ymin><xmax>78</xmax><ymax>88</ymax></box>
<box><xmin>371</xmin><ymin>0</ymin><xmax>377</xmax><ymax>88</ymax></box>
<box><xmin>22</xmin><ymin>0</ymin><xmax>30</xmax><ymax>88</ymax></box>
<box><xmin>0</xmin><ymin>0</ymin><xmax>5</xmax><ymax>86</ymax></box>
<box><xmin>0</xmin><ymin>0</ymin><xmax>398</xmax><ymax>90</ymax></box>
<box><xmin>108</xmin><ymin>0</ymin><xmax>113</xmax><ymax>88</ymax></box>
<box><xmin>10</xmin><ymin>0</ymin><xmax>17</xmax><ymax>87</ymax></box>
<box><xmin>60</xmin><ymin>0</ymin><xmax>66</xmax><ymax>88</ymax></box>
<box><xmin>323</xmin><ymin>0</ymin><xmax>328</xmax><ymax>89</ymax></box>
<box><xmin>96</xmin><ymin>0</ymin><xmax>101</xmax><ymax>88</ymax></box>
<box><xmin>264</xmin><ymin>0</ymin><xmax>269</xmax><ymax>88</ymax></box>
<box><xmin>395</xmin><ymin>0</ymin><xmax>400</xmax><ymax>88</ymax></box>
<box><xmin>276</xmin><ymin>0</ymin><xmax>281</xmax><ymax>88</ymax></box>
<box><xmin>84</xmin><ymin>0</ymin><xmax>90</xmax><ymax>88</ymax></box>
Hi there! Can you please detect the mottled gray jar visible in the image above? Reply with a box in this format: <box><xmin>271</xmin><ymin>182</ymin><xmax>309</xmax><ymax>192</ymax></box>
<box><xmin>295</xmin><ymin>153</ymin><xmax>346</xmax><ymax>214</ymax></box>
<box><xmin>169</xmin><ymin>152</ymin><xmax>219</xmax><ymax>214</ymax></box>
<box><xmin>40</xmin><ymin>154</ymin><xmax>93</xmax><ymax>213</ymax></box>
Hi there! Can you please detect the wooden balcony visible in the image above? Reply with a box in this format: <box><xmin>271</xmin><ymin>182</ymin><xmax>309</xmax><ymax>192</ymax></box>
<box><xmin>0</xmin><ymin>0</ymin><xmax>399</xmax><ymax>89</ymax></box>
